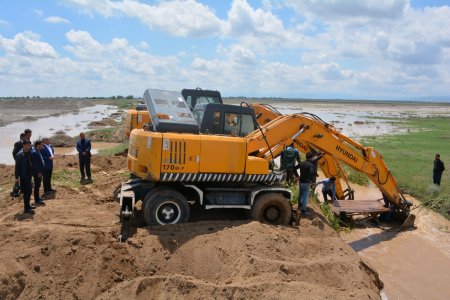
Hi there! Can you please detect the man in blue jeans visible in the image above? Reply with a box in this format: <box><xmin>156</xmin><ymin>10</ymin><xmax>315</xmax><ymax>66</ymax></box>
<box><xmin>296</xmin><ymin>151</ymin><xmax>323</xmax><ymax>215</ymax></box>
<box><xmin>76</xmin><ymin>132</ymin><xmax>93</xmax><ymax>184</ymax></box>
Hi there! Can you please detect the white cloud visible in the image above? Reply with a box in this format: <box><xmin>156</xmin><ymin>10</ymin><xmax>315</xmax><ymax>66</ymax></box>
<box><xmin>0</xmin><ymin>32</ymin><xmax>58</xmax><ymax>58</ymax></box>
<box><xmin>0</xmin><ymin>19</ymin><xmax>8</xmax><ymax>26</ymax></box>
<box><xmin>45</xmin><ymin>16</ymin><xmax>70</xmax><ymax>24</ymax></box>
<box><xmin>66</xmin><ymin>0</ymin><xmax>227</xmax><ymax>37</ymax></box>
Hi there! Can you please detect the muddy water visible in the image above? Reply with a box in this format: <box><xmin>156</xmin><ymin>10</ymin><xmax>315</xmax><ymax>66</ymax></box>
<box><xmin>54</xmin><ymin>142</ymin><xmax>121</xmax><ymax>156</ymax></box>
<box><xmin>0</xmin><ymin>105</ymin><xmax>118</xmax><ymax>164</ymax></box>
<box><xmin>339</xmin><ymin>184</ymin><xmax>450</xmax><ymax>300</ymax></box>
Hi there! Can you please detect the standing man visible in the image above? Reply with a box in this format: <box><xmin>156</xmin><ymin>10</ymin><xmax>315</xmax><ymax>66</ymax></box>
<box><xmin>315</xmin><ymin>176</ymin><xmax>337</xmax><ymax>203</ymax></box>
<box><xmin>41</xmin><ymin>137</ymin><xmax>56</xmax><ymax>194</ymax></box>
<box><xmin>12</xmin><ymin>133</ymin><xmax>26</xmax><ymax>160</ymax></box>
<box><xmin>24</xmin><ymin>128</ymin><xmax>32</xmax><ymax>141</ymax></box>
<box><xmin>296</xmin><ymin>151</ymin><xmax>323</xmax><ymax>215</ymax></box>
<box><xmin>433</xmin><ymin>154</ymin><xmax>445</xmax><ymax>186</ymax></box>
<box><xmin>76</xmin><ymin>132</ymin><xmax>93</xmax><ymax>184</ymax></box>
<box><xmin>295</xmin><ymin>152</ymin><xmax>317</xmax><ymax>215</ymax></box>
<box><xmin>31</xmin><ymin>141</ymin><xmax>46</xmax><ymax>205</ymax></box>
<box><xmin>280</xmin><ymin>144</ymin><xmax>301</xmax><ymax>184</ymax></box>
<box><xmin>15</xmin><ymin>140</ymin><xmax>35</xmax><ymax>214</ymax></box>
<box><xmin>11</xmin><ymin>133</ymin><xmax>26</xmax><ymax>197</ymax></box>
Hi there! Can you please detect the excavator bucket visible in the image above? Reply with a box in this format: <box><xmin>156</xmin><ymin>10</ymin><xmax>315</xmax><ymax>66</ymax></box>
<box><xmin>398</xmin><ymin>214</ymin><xmax>416</xmax><ymax>231</ymax></box>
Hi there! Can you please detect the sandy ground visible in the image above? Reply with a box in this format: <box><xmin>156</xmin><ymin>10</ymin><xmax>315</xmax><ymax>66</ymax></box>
<box><xmin>0</xmin><ymin>155</ymin><xmax>382</xmax><ymax>299</ymax></box>
<box><xmin>0</xmin><ymin>98</ymin><xmax>98</xmax><ymax>127</ymax></box>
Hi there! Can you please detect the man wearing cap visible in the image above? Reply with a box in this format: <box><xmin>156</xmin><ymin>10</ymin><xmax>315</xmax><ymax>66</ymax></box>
<box><xmin>15</xmin><ymin>140</ymin><xmax>36</xmax><ymax>214</ymax></box>
<box><xmin>31</xmin><ymin>141</ymin><xmax>46</xmax><ymax>205</ymax></box>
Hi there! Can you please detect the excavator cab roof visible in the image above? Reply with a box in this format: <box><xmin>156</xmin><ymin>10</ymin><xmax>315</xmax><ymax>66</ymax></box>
<box><xmin>181</xmin><ymin>88</ymin><xmax>223</xmax><ymax>109</ymax></box>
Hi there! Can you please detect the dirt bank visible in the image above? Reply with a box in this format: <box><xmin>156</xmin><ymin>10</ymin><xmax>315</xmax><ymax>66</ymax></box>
<box><xmin>0</xmin><ymin>155</ymin><xmax>382</xmax><ymax>299</ymax></box>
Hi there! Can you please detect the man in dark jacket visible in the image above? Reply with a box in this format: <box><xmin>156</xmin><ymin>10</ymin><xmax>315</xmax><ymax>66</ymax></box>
<box><xmin>11</xmin><ymin>133</ymin><xmax>26</xmax><ymax>197</ymax></box>
<box><xmin>31</xmin><ymin>141</ymin><xmax>46</xmax><ymax>205</ymax></box>
<box><xmin>12</xmin><ymin>133</ymin><xmax>26</xmax><ymax>160</ymax></box>
<box><xmin>41</xmin><ymin>137</ymin><xmax>56</xmax><ymax>194</ymax></box>
<box><xmin>15</xmin><ymin>140</ymin><xmax>36</xmax><ymax>214</ymax></box>
<box><xmin>76</xmin><ymin>132</ymin><xmax>93</xmax><ymax>184</ymax></box>
<box><xmin>295</xmin><ymin>151</ymin><xmax>323</xmax><ymax>214</ymax></box>
<box><xmin>433</xmin><ymin>154</ymin><xmax>445</xmax><ymax>186</ymax></box>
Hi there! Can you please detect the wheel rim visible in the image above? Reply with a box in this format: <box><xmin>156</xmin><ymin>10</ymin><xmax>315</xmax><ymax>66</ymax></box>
<box><xmin>155</xmin><ymin>201</ymin><xmax>181</xmax><ymax>225</ymax></box>
<box><xmin>263</xmin><ymin>205</ymin><xmax>282</xmax><ymax>223</ymax></box>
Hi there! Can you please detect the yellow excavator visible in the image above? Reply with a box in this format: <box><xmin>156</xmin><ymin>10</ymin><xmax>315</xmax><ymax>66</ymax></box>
<box><xmin>119</xmin><ymin>89</ymin><xmax>413</xmax><ymax>228</ymax></box>
<box><xmin>124</xmin><ymin>91</ymin><xmax>354</xmax><ymax>200</ymax></box>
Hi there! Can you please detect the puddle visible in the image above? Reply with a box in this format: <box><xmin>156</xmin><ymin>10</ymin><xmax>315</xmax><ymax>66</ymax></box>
<box><xmin>0</xmin><ymin>105</ymin><xmax>118</xmax><ymax>164</ymax></box>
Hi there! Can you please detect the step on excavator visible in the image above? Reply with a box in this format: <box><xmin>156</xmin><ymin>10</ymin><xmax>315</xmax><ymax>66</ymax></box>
<box><xmin>119</xmin><ymin>89</ymin><xmax>414</xmax><ymax>236</ymax></box>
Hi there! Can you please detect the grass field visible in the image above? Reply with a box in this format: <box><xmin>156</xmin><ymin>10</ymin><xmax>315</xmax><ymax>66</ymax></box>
<box><xmin>362</xmin><ymin>117</ymin><xmax>450</xmax><ymax>219</ymax></box>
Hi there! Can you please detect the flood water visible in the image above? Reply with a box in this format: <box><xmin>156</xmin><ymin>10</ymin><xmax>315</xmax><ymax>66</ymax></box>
<box><xmin>0</xmin><ymin>105</ymin><xmax>118</xmax><ymax>164</ymax></box>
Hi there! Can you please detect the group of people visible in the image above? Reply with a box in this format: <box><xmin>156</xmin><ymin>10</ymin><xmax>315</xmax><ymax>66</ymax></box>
<box><xmin>12</xmin><ymin>129</ymin><xmax>56</xmax><ymax>214</ymax></box>
<box><xmin>12</xmin><ymin>130</ymin><xmax>93</xmax><ymax>214</ymax></box>
<box><xmin>280</xmin><ymin>145</ymin><xmax>446</xmax><ymax>216</ymax></box>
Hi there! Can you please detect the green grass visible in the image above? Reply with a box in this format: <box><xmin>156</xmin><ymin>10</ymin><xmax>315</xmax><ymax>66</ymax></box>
<box><xmin>52</xmin><ymin>169</ymin><xmax>81</xmax><ymax>189</ymax></box>
<box><xmin>341</xmin><ymin>164</ymin><xmax>370</xmax><ymax>186</ymax></box>
<box><xmin>98</xmin><ymin>142</ymin><xmax>128</xmax><ymax>156</ymax></box>
<box><xmin>362</xmin><ymin>117</ymin><xmax>450</xmax><ymax>219</ymax></box>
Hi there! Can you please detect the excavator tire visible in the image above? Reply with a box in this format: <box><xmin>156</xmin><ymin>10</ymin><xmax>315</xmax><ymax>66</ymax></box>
<box><xmin>143</xmin><ymin>188</ymin><xmax>190</xmax><ymax>226</ymax></box>
<box><xmin>251</xmin><ymin>193</ymin><xmax>291</xmax><ymax>225</ymax></box>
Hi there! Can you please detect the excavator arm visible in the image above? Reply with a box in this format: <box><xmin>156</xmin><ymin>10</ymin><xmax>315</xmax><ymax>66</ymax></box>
<box><xmin>246</xmin><ymin>113</ymin><xmax>410</xmax><ymax>210</ymax></box>
<box><xmin>250</xmin><ymin>103</ymin><xmax>353</xmax><ymax>200</ymax></box>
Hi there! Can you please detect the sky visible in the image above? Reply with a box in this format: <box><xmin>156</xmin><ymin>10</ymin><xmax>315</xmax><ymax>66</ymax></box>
<box><xmin>1</xmin><ymin>0</ymin><xmax>450</xmax><ymax>100</ymax></box>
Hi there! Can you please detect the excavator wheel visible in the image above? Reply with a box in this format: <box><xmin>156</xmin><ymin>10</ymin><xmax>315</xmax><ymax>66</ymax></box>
<box><xmin>251</xmin><ymin>193</ymin><xmax>291</xmax><ymax>225</ymax></box>
<box><xmin>143</xmin><ymin>188</ymin><xmax>190</xmax><ymax>226</ymax></box>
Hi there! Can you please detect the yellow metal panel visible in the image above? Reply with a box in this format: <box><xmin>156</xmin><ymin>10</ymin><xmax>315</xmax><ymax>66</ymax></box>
<box><xmin>199</xmin><ymin>135</ymin><xmax>246</xmax><ymax>173</ymax></box>
<box><xmin>160</xmin><ymin>133</ymin><xmax>200</xmax><ymax>174</ymax></box>
<box><xmin>245</xmin><ymin>156</ymin><xmax>269</xmax><ymax>174</ymax></box>
<box><xmin>128</xmin><ymin>130</ymin><xmax>162</xmax><ymax>180</ymax></box>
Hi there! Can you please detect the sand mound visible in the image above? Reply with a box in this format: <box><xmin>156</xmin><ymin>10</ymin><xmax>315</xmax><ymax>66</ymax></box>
<box><xmin>0</xmin><ymin>155</ymin><xmax>382</xmax><ymax>299</ymax></box>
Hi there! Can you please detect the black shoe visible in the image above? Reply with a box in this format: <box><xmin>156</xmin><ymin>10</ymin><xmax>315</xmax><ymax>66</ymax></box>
<box><xmin>80</xmin><ymin>178</ymin><xmax>86</xmax><ymax>184</ymax></box>
<box><xmin>49</xmin><ymin>189</ymin><xmax>57</xmax><ymax>192</ymax></box>
<box><xmin>35</xmin><ymin>200</ymin><xmax>46</xmax><ymax>205</ymax></box>
<box><xmin>24</xmin><ymin>209</ymin><xmax>35</xmax><ymax>214</ymax></box>
<box><xmin>86</xmin><ymin>178</ymin><xmax>93</xmax><ymax>184</ymax></box>
<box><xmin>30</xmin><ymin>205</ymin><xmax>37</xmax><ymax>209</ymax></box>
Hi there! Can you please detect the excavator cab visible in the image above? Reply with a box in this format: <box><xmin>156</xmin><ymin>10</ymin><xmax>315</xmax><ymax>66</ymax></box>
<box><xmin>193</xmin><ymin>103</ymin><xmax>258</xmax><ymax>137</ymax></box>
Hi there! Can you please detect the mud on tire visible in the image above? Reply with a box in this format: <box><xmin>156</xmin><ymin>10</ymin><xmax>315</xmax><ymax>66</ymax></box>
<box><xmin>251</xmin><ymin>193</ymin><xmax>291</xmax><ymax>225</ymax></box>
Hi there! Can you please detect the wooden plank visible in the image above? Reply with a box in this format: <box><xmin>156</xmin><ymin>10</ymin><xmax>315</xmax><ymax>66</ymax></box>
<box><xmin>331</xmin><ymin>200</ymin><xmax>389</xmax><ymax>214</ymax></box>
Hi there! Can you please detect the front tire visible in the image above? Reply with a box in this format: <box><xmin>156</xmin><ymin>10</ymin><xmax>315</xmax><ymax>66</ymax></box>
<box><xmin>251</xmin><ymin>193</ymin><xmax>291</xmax><ymax>225</ymax></box>
<box><xmin>143</xmin><ymin>188</ymin><xmax>190</xmax><ymax>226</ymax></box>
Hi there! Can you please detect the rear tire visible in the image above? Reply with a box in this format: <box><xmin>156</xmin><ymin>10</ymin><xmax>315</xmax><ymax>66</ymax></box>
<box><xmin>251</xmin><ymin>193</ymin><xmax>291</xmax><ymax>225</ymax></box>
<box><xmin>143</xmin><ymin>188</ymin><xmax>190</xmax><ymax>226</ymax></box>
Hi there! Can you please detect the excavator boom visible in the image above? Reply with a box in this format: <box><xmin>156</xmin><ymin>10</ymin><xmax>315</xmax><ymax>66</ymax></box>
<box><xmin>246</xmin><ymin>113</ymin><xmax>408</xmax><ymax>210</ymax></box>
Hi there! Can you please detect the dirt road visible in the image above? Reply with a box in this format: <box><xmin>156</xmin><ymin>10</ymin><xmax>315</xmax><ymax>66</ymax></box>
<box><xmin>0</xmin><ymin>155</ymin><xmax>382</xmax><ymax>299</ymax></box>
<box><xmin>340</xmin><ymin>185</ymin><xmax>450</xmax><ymax>300</ymax></box>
